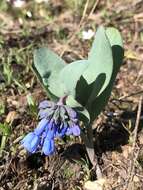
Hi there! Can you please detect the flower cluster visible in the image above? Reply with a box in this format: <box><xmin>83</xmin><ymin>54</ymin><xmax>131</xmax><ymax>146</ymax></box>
<box><xmin>21</xmin><ymin>99</ymin><xmax>80</xmax><ymax>155</ymax></box>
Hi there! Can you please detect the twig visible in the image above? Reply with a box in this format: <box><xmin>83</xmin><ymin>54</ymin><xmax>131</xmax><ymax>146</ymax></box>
<box><xmin>124</xmin><ymin>96</ymin><xmax>142</xmax><ymax>190</ymax></box>
<box><xmin>88</xmin><ymin>0</ymin><xmax>100</xmax><ymax>18</ymax></box>
<box><xmin>132</xmin><ymin>96</ymin><xmax>142</xmax><ymax>149</ymax></box>
<box><xmin>0</xmin><ymin>135</ymin><xmax>7</xmax><ymax>157</ymax></box>
<box><xmin>132</xmin><ymin>17</ymin><xmax>139</xmax><ymax>46</ymax></box>
<box><xmin>119</xmin><ymin>90</ymin><xmax>143</xmax><ymax>100</ymax></box>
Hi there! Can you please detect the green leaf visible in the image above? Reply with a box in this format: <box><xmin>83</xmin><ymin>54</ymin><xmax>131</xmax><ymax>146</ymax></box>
<box><xmin>32</xmin><ymin>64</ymin><xmax>57</xmax><ymax>101</ymax></box>
<box><xmin>58</xmin><ymin>60</ymin><xmax>88</xmax><ymax>97</ymax></box>
<box><xmin>75</xmin><ymin>26</ymin><xmax>113</xmax><ymax>108</ymax></box>
<box><xmin>33</xmin><ymin>47</ymin><xmax>66</xmax><ymax>99</ymax></box>
<box><xmin>75</xmin><ymin>74</ymin><xmax>106</xmax><ymax>107</ymax></box>
<box><xmin>83</xmin><ymin>26</ymin><xmax>113</xmax><ymax>95</ymax></box>
<box><xmin>106</xmin><ymin>27</ymin><xmax>123</xmax><ymax>47</ymax></box>
<box><xmin>88</xmin><ymin>27</ymin><xmax>124</xmax><ymax>121</ymax></box>
<box><xmin>106</xmin><ymin>27</ymin><xmax>124</xmax><ymax>75</ymax></box>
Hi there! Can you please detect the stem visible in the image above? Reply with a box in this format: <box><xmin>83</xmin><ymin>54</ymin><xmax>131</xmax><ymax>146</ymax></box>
<box><xmin>81</xmin><ymin>124</ymin><xmax>102</xmax><ymax>179</ymax></box>
<box><xmin>57</xmin><ymin>96</ymin><xmax>68</xmax><ymax>105</ymax></box>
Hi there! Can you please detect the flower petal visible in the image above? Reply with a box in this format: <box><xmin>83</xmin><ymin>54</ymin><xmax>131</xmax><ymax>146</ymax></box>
<box><xmin>65</xmin><ymin>128</ymin><xmax>72</xmax><ymax>135</ymax></box>
<box><xmin>34</xmin><ymin>118</ymin><xmax>48</xmax><ymax>135</ymax></box>
<box><xmin>46</xmin><ymin>128</ymin><xmax>55</xmax><ymax>139</ymax></box>
<box><xmin>72</xmin><ymin>124</ymin><xmax>80</xmax><ymax>136</ymax></box>
<box><xmin>40</xmin><ymin>132</ymin><xmax>46</xmax><ymax>146</ymax></box>
<box><xmin>56</xmin><ymin>126</ymin><xmax>67</xmax><ymax>137</ymax></box>
<box><xmin>42</xmin><ymin>139</ymin><xmax>55</xmax><ymax>155</ymax></box>
<box><xmin>30</xmin><ymin>135</ymin><xmax>40</xmax><ymax>153</ymax></box>
<box><xmin>21</xmin><ymin>132</ymin><xmax>40</xmax><ymax>153</ymax></box>
<box><xmin>21</xmin><ymin>132</ymin><xmax>35</xmax><ymax>145</ymax></box>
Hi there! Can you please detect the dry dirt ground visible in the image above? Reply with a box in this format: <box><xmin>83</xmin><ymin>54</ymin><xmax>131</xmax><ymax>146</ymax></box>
<box><xmin>0</xmin><ymin>0</ymin><xmax>143</xmax><ymax>189</ymax></box>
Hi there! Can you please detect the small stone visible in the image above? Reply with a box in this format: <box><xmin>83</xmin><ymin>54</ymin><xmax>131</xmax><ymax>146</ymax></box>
<box><xmin>84</xmin><ymin>178</ymin><xmax>106</xmax><ymax>190</ymax></box>
<box><xmin>133</xmin><ymin>175</ymin><xmax>140</xmax><ymax>183</ymax></box>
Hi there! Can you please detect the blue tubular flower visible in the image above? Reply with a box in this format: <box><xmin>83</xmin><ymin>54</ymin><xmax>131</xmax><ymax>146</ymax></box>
<box><xmin>21</xmin><ymin>132</ymin><xmax>40</xmax><ymax>153</ymax></box>
<box><xmin>34</xmin><ymin>118</ymin><xmax>48</xmax><ymax>135</ymax></box>
<box><xmin>56</xmin><ymin>123</ymin><xmax>68</xmax><ymax>137</ymax></box>
<box><xmin>42</xmin><ymin>138</ymin><xmax>55</xmax><ymax>155</ymax></box>
<box><xmin>40</xmin><ymin>132</ymin><xmax>46</xmax><ymax>146</ymax></box>
<box><xmin>21</xmin><ymin>97</ymin><xmax>80</xmax><ymax>156</ymax></box>
<box><xmin>46</xmin><ymin>128</ymin><xmax>55</xmax><ymax>139</ymax></box>
<box><xmin>42</xmin><ymin>123</ymin><xmax>55</xmax><ymax>155</ymax></box>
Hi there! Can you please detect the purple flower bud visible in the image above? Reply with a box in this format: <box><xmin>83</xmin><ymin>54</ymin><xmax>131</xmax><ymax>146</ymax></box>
<box><xmin>64</xmin><ymin>106</ymin><xmax>77</xmax><ymax>119</ymax></box>
<box><xmin>38</xmin><ymin>108</ymin><xmax>54</xmax><ymax>119</ymax></box>
<box><xmin>42</xmin><ymin>138</ymin><xmax>55</xmax><ymax>155</ymax></box>
<box><xmin>71</xmin><ymin>124</ymin><xmax>80</xmax><ymax>136</ymax></box>
<box><xmin>34</xmin><ymin>118</ymin><xmax>48</xmax><ymax>135</ymax></box>
<box><xmin>21</xmin><ymin>132</ymin><xmax>40</xmax><ymax>153</ymax></box>
<box><xmin>38</xmin><ymin>100</ymin><xmax>55</xmax><ymax>109</ymax></box>
<box><xmin>65</xmin><ymin>124</ymin><xmax>80</xmax><ymax>136</ymax></box>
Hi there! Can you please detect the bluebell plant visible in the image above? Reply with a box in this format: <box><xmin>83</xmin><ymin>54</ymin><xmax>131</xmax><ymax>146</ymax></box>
<box><xmin>21</xmin><ymin>26</ymin><xmax>124</xmax><ymax>172</ymax></box>
<box><xmin>22</xmin><ymin>98</ymin><xmax>80</xmax><ymax>155</ymax></box>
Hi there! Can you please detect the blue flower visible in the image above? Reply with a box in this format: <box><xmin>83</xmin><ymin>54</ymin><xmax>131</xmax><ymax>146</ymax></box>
<box><xmin>34</xmin><ymin>118</ymin><xmax>48</xmax><ymax>135</ymax></box>
<box><xmin>21</xmin><ymin>132</ymin><xmax>40</xmax><ymax>153</ymax></box>
<box><xmin>21</xmin><ymin>98</ymin><xmax>80</xmax><ymax>156</ymax></box>
<box><xmin>56</xmin><ymin>123</ymin><xmax>68</xmax><ymax>137</ymax></box>
<box><xmin>42</xmin><ymin>138</ymin><xmax>55</xmax><ymax>155</ymax></box>
<box><xmin>65</xmin><ymin>124</ymin><xmax>80</xmax><ymax>136</ymax></box>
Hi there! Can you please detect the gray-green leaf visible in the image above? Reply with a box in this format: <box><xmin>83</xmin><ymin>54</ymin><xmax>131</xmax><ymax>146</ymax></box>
<box><xmin>33</xmin><ymin>47</ymin><xmax>66</xmax><ymax>99</ymax></box>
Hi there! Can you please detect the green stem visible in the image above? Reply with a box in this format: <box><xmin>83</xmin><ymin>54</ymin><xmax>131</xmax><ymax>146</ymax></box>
<box><xmin>81</xmin><ymin>124</ymin><xmax>102</xmax><ymax>179</ymax></box>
